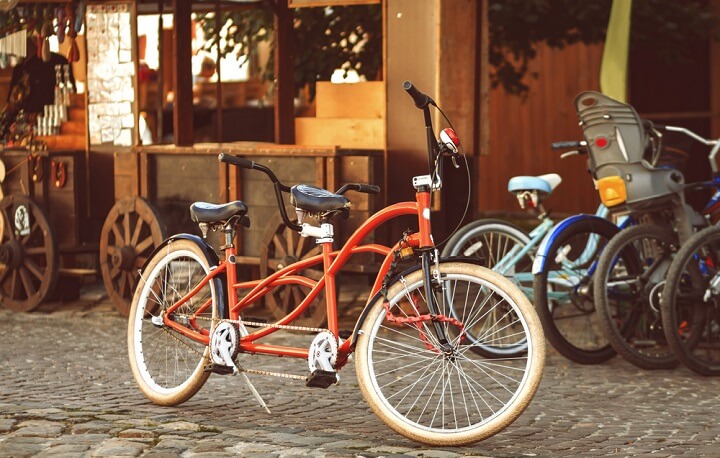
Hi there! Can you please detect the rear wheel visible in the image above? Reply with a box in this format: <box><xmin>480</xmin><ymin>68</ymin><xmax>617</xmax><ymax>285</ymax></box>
<box><xmin>442</xmin><ymin>219</ymin><xmax>532</xmax><ymax>273</ymax></box>
<box><xmin>533</xmin><ymin>217</ymin><xmax>618</xmax><ymax>364</ymax></box>
<box><xmin>594</xmin><ymin>224</ymin><xmax>678</xmax><ymax>370</ymax></box>
<box><xmin>355</xmin><ymin>262</ymin><xmax>545</xmax><ymax>446</ymax></box>
<box><xmin>128</xmin><ymin>238</ymin><xmax>221</xmax><ymax>406</ymax></box>
<box><xmin>442</xmin><ymin>219</ymin><xmax>533</xmax><ymax>358</ymax></box>
<box><xmin>662</xmin><ymin>225</ymin><xmax>720</xmax><ymax>375</ymax></box>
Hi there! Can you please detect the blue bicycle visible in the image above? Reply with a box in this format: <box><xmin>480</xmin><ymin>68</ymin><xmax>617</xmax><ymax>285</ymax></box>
<box><xmin>443</xmin><ymin>154</ymin><xmax>630</xmax><ymax>364</ymax></box>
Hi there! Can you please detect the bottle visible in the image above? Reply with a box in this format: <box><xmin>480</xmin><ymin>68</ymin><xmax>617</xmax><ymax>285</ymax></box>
<box><xmin>63</xmin><ymin>64</ymin><xmax>74</xmax><ymax>105</ymax></box>
<box><xmin>54</xmin><ymin>64</ymin><xmax>64</xmax><ymax>106</ymax></box>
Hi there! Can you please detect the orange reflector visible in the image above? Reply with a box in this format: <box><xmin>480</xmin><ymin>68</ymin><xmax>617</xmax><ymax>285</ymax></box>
<box><xmin>596</xmin><ymin>176</ymin><xmax>627</xmax><ymax>207</ymax></box>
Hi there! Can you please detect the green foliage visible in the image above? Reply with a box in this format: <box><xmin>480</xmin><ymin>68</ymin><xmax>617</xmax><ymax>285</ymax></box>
<box><xmin>293</xmin><ymin>6</ymin><xmax>382</xmax><ymax>98</ymax></box>
<box><xmin>196</xmin><ymin>7</ymin><xmax>274</xmax><ymax>79</ymax></box>
<box><xmin>197</xmin><ymin>4</ymin><xmax>382</xmax><ymax>100</ymax></box>
<box><xmin>489</xmin><ymin>0</ymin><xmax>718</xmax><ymax>97</ymax></box>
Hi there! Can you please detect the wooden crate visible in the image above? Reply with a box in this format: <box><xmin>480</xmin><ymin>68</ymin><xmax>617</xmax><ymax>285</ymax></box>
<box><xmin>295</xmin><ymin>81</ymin><xmax>386</xmax><ymax>150</ymax></box>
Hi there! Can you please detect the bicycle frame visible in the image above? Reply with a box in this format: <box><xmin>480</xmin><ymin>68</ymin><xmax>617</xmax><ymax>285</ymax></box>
<box><xmin>161</xmin><ymin>191</ymin><xmax>433</xmax><ymax>367</ymax></box>
<box><xmin>498</xmin><ymin>204</ymin><xmax>618</xmax><ymax>294</ymax></box>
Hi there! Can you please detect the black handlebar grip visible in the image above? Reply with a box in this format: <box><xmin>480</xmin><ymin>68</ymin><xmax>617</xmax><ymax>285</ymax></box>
<box><xmin>358</xmin><ymin>184</ymin><xmax>381</xmax><ymax>194</ymax></box>
<box><xmin>218</xmin><ymin>153</ymin><xmax>255</xmax><ymax>169</ymax></box>
<box><xmin>403</xmin><ymin>81</ymin><xmax>434</xmax><ymax>109</ymax></box>
<box><xmin>652</xmin><ymin>123</ymin><xmax>667</xmax><ymax>131</ymax></box>
<box><xmin>551</xmin><ymin>141</ymin><xmax>581</xmax><ymax>150</ymax></box>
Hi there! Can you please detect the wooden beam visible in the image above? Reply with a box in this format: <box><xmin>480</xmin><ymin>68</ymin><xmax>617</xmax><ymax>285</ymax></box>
<box><xmin>172</xmin><ymin>0</ymin><xmax>193</xmax><ymax>146</ymax></box>
<box><xmin>290</xmin><ymin>0</ymin><xmax>379</xmax><ymax>6</ymax></box>
<box><xmin>274</xmin><ymin>0</ymin><xmax>295</xmax><ymax>144</ymax></box>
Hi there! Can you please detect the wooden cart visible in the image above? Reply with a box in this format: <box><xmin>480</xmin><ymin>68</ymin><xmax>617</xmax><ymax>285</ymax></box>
<box><xmin>99</xmin><ymin>142</ymin><xmax>384</xmax><ymax>325</ymax></box>
<box><xmin>0</xmin><ymin>147</ymin><xmax>99</xmax><ymax>311</ymax></box>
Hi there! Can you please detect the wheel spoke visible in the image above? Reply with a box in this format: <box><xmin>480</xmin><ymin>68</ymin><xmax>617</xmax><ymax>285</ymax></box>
<box><xmin>20</xmin><ymin>218</ymin><xmax>41</xmax><ymax>246</ymax></box>
<box><xmin>0</xmin><ymin>207</ymin><xmax>13</xmax><ymax>240</ymax></box>
<box><xmin>111</xmin><ymin>221</ymin><xmax>123</xmax><ymax>246</ymax></box>
<box><xmin>135</xmin><ymin>256</ymin><xmax>148</xmax><ymax>268</ymax></box>
<box><xmin>22</xmin><ymin>257</ymin><xmax>45</xmax><ymax>281</ymax></box>
<box><xmin>272</xmin><ymin>234</ymin><xmax>288</xmax><ymax>259</ymax></box>
<box><xmin>123</xmin><ymin>213</ymin><xmax>131</xmax><ymax>244</ymax></box>
<box><xmin>131</xmin><ymin>216</ymin><xmax>145</xmax><ymax>246</ymax></box>
<box><xmin>18</xmin><ymin>266</ymin><xmax>36</xmax><ymax>299</ymax></box>
<box><xmin>135</xmin><ymin>235</ymin><xmax>155</xmax><ymax>254</ymax></box>
<box><xmin>295</xmin><ymin>234</ymin><xmax>308</xmax><ymax>258</ymax></box>
<box><xmin>119</xmin><ymin>271</ymin><xmax>129</xmax><ymax>298</ymax></box>
<box><xmin>9</xmin><ymin>269</ymin><xmax>18</xmax><ymax>299</ymax></box>
<box><xmin>110</xmin><ymin>264</ymin><xmax>122</xmax><ymax>280</ymax></box>
<box><xmin>285</xmin><ymin>230</ymin><xmax>295</xmax><ymax>256</ymax></box>
<box><xmin>24</xmin><ymin>246</ymin><xmax>48</xmax><ymax>256</ymax></box>
<box><xmin>0</xmin><ymin>267</ymin><xmax>11</xmax><ymax>286</ymax></box>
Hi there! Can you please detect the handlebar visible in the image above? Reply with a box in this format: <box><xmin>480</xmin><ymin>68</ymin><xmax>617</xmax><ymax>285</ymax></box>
<box><xmin>403</xmin><ymin>81</ymin><xmax>435</xmax><ymax>109</ymax></box>
<box><xmin>219</xmin><ymin>153</ymin><xmax>381</xmax><ymax>232</ymax></box>
<box><xmin>218</xmin><ymin>153</ymin><xmax>255</xmax><ymax>170</ymax></box>
<box><xmin>551</xmin><ymin>140</ymin><xmax>588</xmax><ymax>160</ymax></box>
<box><xmin>403</xmin><ymin>80</ymin><xmax>450</xmax><ymax>189</ymax></box>
<box><xmin>657</xmin><ymin>125</ymin><xmax>720</xmax><ymax>174</ymax></box>
<box><xmin>336</xmin><ymin>183</ymin><xmax>381</xmax><ymax>195</ymax></box>
<box><xmin>551</xmin><ymin>141</ymin><xmax>584</xmax><ymax>150</ymax></box>
<box><xmin>657</xmin><ymin>125</ymin><xmax>719</xmax><ymax>147</ymax></box>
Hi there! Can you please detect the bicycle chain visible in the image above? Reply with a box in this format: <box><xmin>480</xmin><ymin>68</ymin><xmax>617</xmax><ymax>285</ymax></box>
<box><xmin>159</xmin><ymin>316</ymin><xmax>327</xmax><ymax>381</ymax></box>
<box><xmin>197</xmin><ymin>316</ymin><xmax>329</xmax><ymax>334</ymax></box>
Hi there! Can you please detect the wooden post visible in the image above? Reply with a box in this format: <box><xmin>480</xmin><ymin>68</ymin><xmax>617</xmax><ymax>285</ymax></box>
<box><xmin>156</xmin><ymin>2</ymin><xmax>164</xmax><ymax>143</ymax></box>
<box><xmin>172</xmin><ymin>0</ymin><xmax>193</xmax><ymax>146</ymax></box>
<box><xmin>214</xmin><ymin>0</ymin><xmax>224</xmax><ymax>142</ymax></box>
<box><xmin>273</xmin><ymin>0</ymin><xmax>295</xmax><ymax>144</ymax></box>
<box><xmin>477</xmin><ymin>0</ymin><xmax>489</xmax><ymax>157</ymax></box>
<box><xmin>711</xmin><ymin>0</ymin><xmax>720</xmax><ymax>137</ymax></box>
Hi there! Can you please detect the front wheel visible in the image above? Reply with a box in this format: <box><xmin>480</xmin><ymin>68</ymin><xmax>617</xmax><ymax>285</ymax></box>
<box><xmin>355</xmin><ymin>262</ymin><xmax>545</xmax><ymax>446</ymax></box>
<box><xmin>661</xmin><ymin>225</ymin><xmax>720</xmax><ymax>375</ymax></box>
<box><xmin>594</xmin><ymin>224</ymin><xmax>678</xmax><ymax>370</ymax></box>
<box><xmin>442</xmin><ymin>219</ymin><xmax>533</xmax><ymax>358</ymax></box>
<box><xmin>127</xmin><ymin>238</ymin><xmax>222</xmax><ymax>406</ymax></box>
<box><xmin>533</xmin><ymin>217</ymin><xmax>618</xmax><ymax>364</ymax></box>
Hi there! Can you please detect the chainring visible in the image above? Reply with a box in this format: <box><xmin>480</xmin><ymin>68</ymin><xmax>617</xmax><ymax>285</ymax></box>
<box><xmin>308</xmin><ymin>331</ymin><xmax>338</xmax><ymax>373</ymax></box>
<box><xmin>210</xmin><ymin>321</ymin><xmax>240</xmax><ymax>366</ymax></box>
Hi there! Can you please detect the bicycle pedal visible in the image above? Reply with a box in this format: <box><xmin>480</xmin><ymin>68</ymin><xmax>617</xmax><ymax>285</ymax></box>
<box><xmin>204</xmin><ymin>363</ymin><xmax>235</xmax><ymax>375</ymax></box>
<box><xmin>243</xmin><ymin>316</ymin><xmax>268</xmax><ymax>328</ymax></box>
<box><xmin>305</xmin><ymin>369</ymin><xmax>339</xmax><ymax>388</ymax></box>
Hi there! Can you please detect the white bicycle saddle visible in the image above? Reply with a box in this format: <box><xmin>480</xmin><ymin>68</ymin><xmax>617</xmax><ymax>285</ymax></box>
<box><xmin>507</xmin><ymin>173</ymin><xmax>562</xmax><ymax>196</ymax></box>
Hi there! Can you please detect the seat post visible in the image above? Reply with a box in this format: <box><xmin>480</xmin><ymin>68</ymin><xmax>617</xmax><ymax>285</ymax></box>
<box><xmin>220</xmin><ymin>224</ymin><xmax>236</xmax><ymax>250</ymax></box>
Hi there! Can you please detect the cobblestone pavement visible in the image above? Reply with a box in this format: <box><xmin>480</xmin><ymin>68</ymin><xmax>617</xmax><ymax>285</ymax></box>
<box><xmin>2</xmin><ymin>284</ymin><xmax>720</xmax><ymax>457</ymax></box>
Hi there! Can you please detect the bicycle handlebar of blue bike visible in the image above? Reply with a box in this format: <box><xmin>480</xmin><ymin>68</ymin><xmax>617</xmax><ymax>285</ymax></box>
<box><xmin>551</xmin><ymin>141</ymin><xmax>583</xmax><ymax>149</ymax></box>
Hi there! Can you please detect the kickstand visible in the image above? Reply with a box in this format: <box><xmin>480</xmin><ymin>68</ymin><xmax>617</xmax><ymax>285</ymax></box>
<box><xmin>214</xmin><ymin>337</ymin><xmax>271</xmax><ymax>414</ymax></box>
<box><xmin>240</xmin><ymin>372</ymin><xmax>271</xmax><ymax>414</ymax></box>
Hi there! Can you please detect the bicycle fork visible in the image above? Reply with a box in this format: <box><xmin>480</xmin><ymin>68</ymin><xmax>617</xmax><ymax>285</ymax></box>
<box><xmin>420</xmin><ymin>249</ymin><xmax>454</xmax><ymax>354</ymax></box>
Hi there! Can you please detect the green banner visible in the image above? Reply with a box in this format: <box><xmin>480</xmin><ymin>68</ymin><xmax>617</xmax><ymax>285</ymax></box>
<box><xmin>600</xmin><ymin>0</ymin><xmax>632</xmax><ymax>102</ymax></box>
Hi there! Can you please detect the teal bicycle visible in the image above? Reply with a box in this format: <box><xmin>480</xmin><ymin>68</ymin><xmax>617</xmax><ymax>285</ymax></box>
<box><xmin>443</xmin><ymin>145</ymin><xmax>629</xmax><ymax>364</ymax></box>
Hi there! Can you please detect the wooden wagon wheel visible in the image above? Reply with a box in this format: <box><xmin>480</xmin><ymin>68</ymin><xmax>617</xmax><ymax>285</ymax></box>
<box><xmin>259</xmin><ymin>212</ymin><xmax>326</xmax><ymax>327</ymax></box>
<box><xmin>100</xmin><ymin>196</ymin><xmax>166</xmax><ymax>316</ymax></box>
<box><xmin>0</xmin><ymin>195</ymin><xmax>59</xmax><ymax>312</ymax></box>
